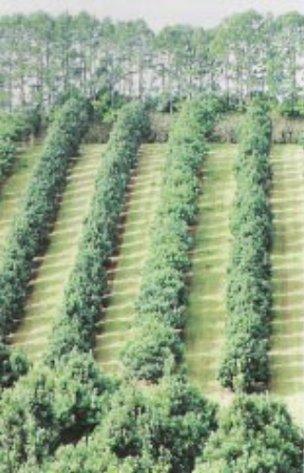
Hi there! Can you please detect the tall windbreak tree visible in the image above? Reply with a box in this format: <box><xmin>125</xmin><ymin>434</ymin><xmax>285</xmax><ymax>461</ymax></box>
<box><xmin>2</xmin><ymin>11</ymin><xmax>304</xmax><ymax>110</ymax></box>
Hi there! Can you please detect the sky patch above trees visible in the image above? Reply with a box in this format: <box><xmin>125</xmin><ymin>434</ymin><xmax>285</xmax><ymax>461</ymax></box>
<box><xmin>2</xmin><ymin>0</ymin><xmax>304</xmax><ymax>29</ymax></box>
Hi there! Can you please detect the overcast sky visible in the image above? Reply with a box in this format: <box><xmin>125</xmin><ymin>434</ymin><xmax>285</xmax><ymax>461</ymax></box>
<box><xmin>1</xmin><ymin>0</ymin><xmax>304</xmax><ymax>29</ymax></box>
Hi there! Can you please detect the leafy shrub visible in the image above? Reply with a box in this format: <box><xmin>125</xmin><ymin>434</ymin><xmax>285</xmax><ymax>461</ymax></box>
<box><xmin>0</xmin><ymin>110</ymin><xmax>35</xmax><ymax>141</ymax></box>
<box><xmin>194</xmin><ymin>395</ymin><xmax>303</xmax><ymax>473</ymax></box>
<box><xmin>0</xmin><ymin>342</ymin><xmax>29</xmax><ymax>390</ymax></box>
<box><xmin>121</xmin><ymin>320</ymin><xmax>183</xmax><ymax>381</ymax></box>
<box><xmin>93</xmin><ymin>88</ymin><xmax>129</xmax><ymax>124</ymax></box>
<box><xmin>0</xmin><ymin>352</ymin><xmax>112</xmax><ymax>471</ymax></box>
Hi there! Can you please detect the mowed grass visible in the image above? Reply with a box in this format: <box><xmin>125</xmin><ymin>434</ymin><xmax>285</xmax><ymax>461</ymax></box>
<box><xmin>10</xmin><ymin>144</ymin><xmax>105</xmax><ymax>361</ymax></box>
<box><xmin>270</xmin><ymin>145</ymin><xmax>304</xmax><ymax>427</ymax></box>
<box><xmin>94</xmin><ymin>144</ymin><xmax>167</xmax><ymax>372</ymax></box>
<box><xmin>0</xmin><ymin>139</ymin><xmax>44</xmax><ymax>260</ymax></box>
<box><xmin>185</xmin><ymin>144</ymin><xmax>236</xmax><ymax>403</ymax></box>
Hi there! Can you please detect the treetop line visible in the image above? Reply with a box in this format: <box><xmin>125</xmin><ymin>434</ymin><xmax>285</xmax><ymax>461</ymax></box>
<box><xmin>1</xmin><ymin>10</ymin><xmax>304</xmax><ymax>110</ymax></box>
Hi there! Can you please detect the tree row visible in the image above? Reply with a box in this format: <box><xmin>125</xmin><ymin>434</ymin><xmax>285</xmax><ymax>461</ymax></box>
<box><xmin>1</xmin><ymin>11</ymin><xmax>304</xmax><ymax>113</ymax></box>
<box><xmin>121</xmin><ymin>99</ymin><xmax>218</xmax><ymax>381</ymax></box>
<box><xmin>218</xmin><ymin>100</ymin><xmax>273</xmax><ymax>392</ymax></box>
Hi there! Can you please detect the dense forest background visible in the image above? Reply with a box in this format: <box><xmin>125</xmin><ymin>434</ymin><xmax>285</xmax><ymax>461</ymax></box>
<box><xmin>1</xmin><ymin>10</ymin><xmax>304</xmax><ymax>114</ymax></box>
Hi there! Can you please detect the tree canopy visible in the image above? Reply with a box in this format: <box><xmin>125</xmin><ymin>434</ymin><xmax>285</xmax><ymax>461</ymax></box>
<box><xmin>1</xmin><ymin>11</ymin><xmax>304</xmax><ymax>112</ymax></box>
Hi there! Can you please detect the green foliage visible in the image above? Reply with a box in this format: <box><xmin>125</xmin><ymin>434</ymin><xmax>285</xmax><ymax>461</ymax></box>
<box><xmin>0</xmin><ymin>110</ymin><xmax>36</xmax><ymax>141</ymax></box>
<box><xmin>218</xmin><ymin>100</ymin><xmax>273</xmax><ymax>392</ymax></box>
<box><xmin>146</xmin><ymin>92</ymin><xmax>182</xmax><ymax>114</ymax></box>
<box><xmin>194</xmin><ymin>395</ymin><xmax>303</xmax><ymax>473</ymax></box>
<box><xmin>0</xmin><ymin>140</ymin><xmax>16</xmax><ymax>183</ymax></box>
<box><xmin>47</xmin><ymin>101</ymin><xmax>149</xmax><ymax>361</ymax></box>
<box><xmin>0</xmin><ymin>109</ymin><xmax>39</xmax><ymax>187</ymax></box>
<box><xmin>238</xmin><ymin>100</ymin><xmax>272</xmax><ymax>156</ymax></box>
<box><xmin>95</xmin><ymin>376</ymin><xmax>216</xmax><ymax>473</ymax></box>
<box><xmin>52</xmin><ymin>88</ymin><xmax>89</xmax><ymax>110</ymax></box>
<box><xmin>28</xmin><ymin>375</ymin><xmax>216</xmax><ymax>473</ymax></box>
<box><xmin>93</xmin><ymin>88</ymin><xmax>129</xmax><ymax>124</ymax></box>
<box><xmin>0</xmin><ymin>97</ymin><xmax>89</xmax><ymax>341</ymax></box>
<box><xmin>0</xmin><ymin>342</ymin><xmax>29</xmax><ymax>390</ymax></box>
<box><xmin>276</xmin><ymin>97</ymin><xmax>304</xmax><ymax>118</ymax></box>
<box><xmin>1</xmin><ymin>12</ymin><xmax>304</xmax><ymax>111</ymax></box>
<box><xmin>121</xmin><ymin>320</ymin><xmax>183</xmax><ymax>381</ymax></box>
<box><xmin>0</xmin><ymin>352</ymin><xmax>112</xmax><ymax>471</ymax></box>
<box><xmin>122</xmin><ymin>100</ymin><xmax>216</xmax><ymax>382</ymax></box>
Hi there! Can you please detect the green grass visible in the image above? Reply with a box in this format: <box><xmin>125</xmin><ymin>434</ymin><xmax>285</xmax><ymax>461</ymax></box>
<box><xmin>0</xmin><ymin>139</ymin><xmax>44</xmax><ymax>260</ymax></box>
<box><xmin>94</xmin><ymin>144</ymin><xmax>167</xmax><ymax>372</ymax></box>
<box><xmin>270</xmin><ymin>145</ymin><xmax>304</xmax><ymax>428</ymax></box>
<box><xmin>185</xmin><ymin>144</ymin><xmax>236</xmax><ymax>402</ymax></box>
<box><xmin>10</xmin><ymin>144</ymin><xmax>105</xmax><ymax>361</ymax></box>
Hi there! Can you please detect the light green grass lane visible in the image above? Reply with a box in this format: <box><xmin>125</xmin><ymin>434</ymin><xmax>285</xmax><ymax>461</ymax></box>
<box><xmin>10</xmin><ymin>144</ymin><xmax>105</xmax><ymax>361</ymax></box>
<box><xmin>270</xmin><ymin>145</ymin><xmax>304</xmax><ymax>428</ymax></box>
<box><xmin>185</xmin><ymin>144</ymin><xmax>236</xmax><ymax>404</ymax></box>
<box><xmin>94</xmin><ymin>144</ymin><xmax>167</xmax><ymax>373</ymax></box>
<box><xmin>0</xmin><ymin>139</ymin><xmax>44</xmax><ymax>260</ymax></box>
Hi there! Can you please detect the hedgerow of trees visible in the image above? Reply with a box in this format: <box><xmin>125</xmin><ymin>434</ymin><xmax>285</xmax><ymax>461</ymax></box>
<box><xmin>218</xmin><ymin>100</ymin><xmax>273</xmax><ymax>392</ymax></box>
<box><xmin>121</xmin><ymin>98</ymin><xmax>219</xmax><ymax>381</ymax></box>
<box><xmin>46</xmin><ymin>101</ymin><xmax>149</xmax><ymax>361</ymax></box>
<box><xmin>2</xmin><ymin>11</ymin><xmax>304</xmax><ymax>115</ymax></box>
